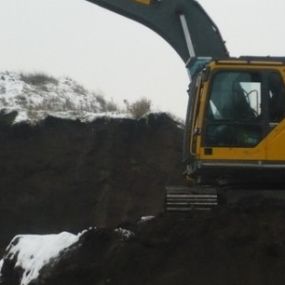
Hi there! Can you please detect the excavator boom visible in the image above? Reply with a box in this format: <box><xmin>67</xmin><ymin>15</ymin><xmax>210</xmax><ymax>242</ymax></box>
<box><xmin>86</xmin><ymin>0</ymin><xmax>229</xmax><ymax>63</ymax></box>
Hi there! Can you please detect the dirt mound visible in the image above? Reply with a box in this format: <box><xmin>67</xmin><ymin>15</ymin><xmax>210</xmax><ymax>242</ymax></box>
<box><xmin>37</xmin><ymin>203</ymin><xmax>285</xmax><ymax>285</ymax></box>
<box><xmin>0</xmin><ymin>113</ymin><xmax>184</xmax><ymax>252</ymax></box>
<box><xmin>2</xmin><ymin>201</ymin><xmax>285</xmax><ymax>285</ymax></box>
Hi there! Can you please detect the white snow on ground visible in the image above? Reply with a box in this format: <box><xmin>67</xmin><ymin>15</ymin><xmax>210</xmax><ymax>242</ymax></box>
<box><xmin>0</xmin><ymin>227</ymin><xmax>134</xmax><ymax>285</ymax></box>
<box><xmin>0</xmin><ymin>71</ymin><xmax>129</xmax><ymax>123</ymax></box>
<box><xmin>9</xmin><ymin>108</ymin><xmax>130</xmax><ymax>124</ymax></box>
<box><xmin>0</xmin><ymin>259</ymin><xmax>3</xmax><ymax>280</ymax></box>
<box><xmin>139</xmin><ymin>216</ymin><xmax>155</xmax><ymax>223</ymax></box>
<box><xmin>1</xmin><ymin>232</ymin><xmax>80</xmax><ymax>285</ymax></box>
<box><xmin>115</xmin><ymin>228</ymin><xmax>135</xmax><ymax>240</ymax></box>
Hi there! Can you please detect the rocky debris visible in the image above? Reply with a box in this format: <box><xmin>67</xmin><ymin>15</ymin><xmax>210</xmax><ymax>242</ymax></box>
<box><xmin>2</xmin><ymin>200</ymin><xmax>285</xmax><ymax>285</ymax></box>
<box><xmin>0</xmin><ymin>113</ymin><xmax>184</xmax><ymax>253</ymax></box>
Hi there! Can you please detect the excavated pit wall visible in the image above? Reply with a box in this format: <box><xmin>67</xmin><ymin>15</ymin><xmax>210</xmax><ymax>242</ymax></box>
<box><xmin>0</xmin><ymin>112</ymin><xmax>184</xmax><ymax>252</ymax></box>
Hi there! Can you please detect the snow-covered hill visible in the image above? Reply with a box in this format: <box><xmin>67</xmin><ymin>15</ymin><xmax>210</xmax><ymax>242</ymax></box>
<box><xmin>0</xmin><ymin>71</ymin><xmax>125</xmax><ymax>123</ymax></box>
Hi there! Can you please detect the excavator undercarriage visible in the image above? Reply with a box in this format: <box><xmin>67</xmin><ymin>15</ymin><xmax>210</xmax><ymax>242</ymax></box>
<box><xmin>166</xmin><ymin>185</ymin><xmax>218</xmax><ymax>211</ymax></box>
<box><xmin>166</xmin><ymin>184</ymin><xmax>285</xmax><ymax>212</ymax></box>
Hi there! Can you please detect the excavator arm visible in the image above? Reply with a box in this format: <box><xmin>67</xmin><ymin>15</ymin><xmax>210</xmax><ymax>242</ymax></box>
<box><xmin>85</xmin><ymin>0</ymin><xmax>229</xmax><ymax>65</ymax></box>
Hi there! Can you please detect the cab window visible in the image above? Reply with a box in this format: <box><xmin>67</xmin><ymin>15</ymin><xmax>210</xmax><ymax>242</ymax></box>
<box><xmin>204</xmin><ymin>71</ymin><xmax>264</xmax><ymax>147</ymax></box>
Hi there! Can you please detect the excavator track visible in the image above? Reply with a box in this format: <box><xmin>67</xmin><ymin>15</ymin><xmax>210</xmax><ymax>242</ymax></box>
<box><xmin>166</xmin><ymin>185</ymin><xmax>285</xmax><ymax>212</ymax></box>
<box><xmin>166</xmin><ymin>186</ymin><xmax>218</xmax><ymax>212</ymax></box>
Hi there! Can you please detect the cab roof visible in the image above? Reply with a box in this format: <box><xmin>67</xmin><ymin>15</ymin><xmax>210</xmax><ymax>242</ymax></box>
<box><xmin>215</xmin><ymin>56</ymin><xmax>285</xmax><ymax>66</ymax></box>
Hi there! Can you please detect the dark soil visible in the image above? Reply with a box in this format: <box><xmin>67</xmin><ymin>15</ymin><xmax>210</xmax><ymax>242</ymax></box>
<box><xmin>0</xmin><ymin>113</ymin><xmax>184</xmax><ymax>252</ymax></box>
<box><xmin>3</xmin><ymin>202</ymin><xmax>285</xmax><ymax>285</ymax></box>
<box><xmin>40</xmin><ymin>202</ymin><xmax>285</xmax><ymax>285</ymax></box>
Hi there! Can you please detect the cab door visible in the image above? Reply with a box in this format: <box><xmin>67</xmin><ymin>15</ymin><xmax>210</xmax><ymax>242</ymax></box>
<box><xmin>200</xmin><ymin>69</ymin><xmax>267</xmax><ymax>162</ymax></box>
<box><xmin>262</xmin><ymin>70</ymin><xmax>285</xmax><ymax>161</ymax></box>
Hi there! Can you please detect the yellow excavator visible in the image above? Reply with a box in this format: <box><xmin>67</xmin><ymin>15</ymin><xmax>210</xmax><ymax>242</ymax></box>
<box><xmin>86</xmin><ymin>0</ymin><xmax>285</xmax><ymax>210</ymax></box>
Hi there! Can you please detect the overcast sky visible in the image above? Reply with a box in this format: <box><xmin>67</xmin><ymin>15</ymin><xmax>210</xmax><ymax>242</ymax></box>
<box><xmin>0</xmin><ymin>0</ymin><xmax>284</xmax><ymax>118</ymax></box>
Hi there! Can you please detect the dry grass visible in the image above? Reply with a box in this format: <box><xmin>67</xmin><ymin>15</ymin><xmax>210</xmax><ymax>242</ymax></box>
<box><xmin>20</xmin><ymin>72</ymin><xmax>59</xmax><ymax>86</ymax></box>
<box><xmin>124</xmin><ymin>97</ymin><xmax>151</xmax><ymax>119</ymax></box>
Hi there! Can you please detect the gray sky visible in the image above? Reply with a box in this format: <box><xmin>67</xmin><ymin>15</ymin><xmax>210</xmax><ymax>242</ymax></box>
<box><xmin>0</xmin><ymin>0</ymin><xmax>284</xmax><ymax>118</ymax></box>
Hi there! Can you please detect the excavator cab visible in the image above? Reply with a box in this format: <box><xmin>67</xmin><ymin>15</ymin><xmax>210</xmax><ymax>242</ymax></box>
<box><xmin>184</xmin><ymin>58</ymin><xmax>285</xmax><ymax>184</ymax></box>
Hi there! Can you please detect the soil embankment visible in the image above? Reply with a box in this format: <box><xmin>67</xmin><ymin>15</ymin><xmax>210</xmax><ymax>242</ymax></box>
<box><xmin>0</xmin><ymin>113</ymin><xmax>184</xmax><ymax>251</ymax></box>
<box><xmin>42</xmin><ymin>205</ymin><xmax>285</xmax><ymax>285</ymax></box>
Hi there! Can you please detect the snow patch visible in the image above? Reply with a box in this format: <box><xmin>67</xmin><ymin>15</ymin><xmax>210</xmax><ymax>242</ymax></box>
<box><xmin>3</xmin><ymin>232</ymin><xmax>80</xmax><ymax>285</ymax></box>
<box><xmin>115</xmin><ymin>228</ymin><xmax>135</xmax><ymax>240</ymax></box>
<box><xmin>11</xmin><ymin>109</ymin><xmax>130</xmax><ymax>124</ymax></box>
<box><xmin>0</xmin><ymin>227</ymin><xmax>134</xmax><ymax>284</ymax></box>
<box><xmin>139</xmin><ymin>216</ymin><xmax>155</xmax><ymax>223</ymax></box>
<box><xmin>0</xmin><ymin>259</ymin><xmax>3</xmax><ymax>280</ymax></box>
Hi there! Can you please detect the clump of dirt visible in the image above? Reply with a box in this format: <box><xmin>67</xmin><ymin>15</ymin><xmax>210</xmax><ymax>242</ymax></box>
<box><xmin>0</xmin><ymin>113</ymin><xmax>184</xmax><ymax>252</ymax></box>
